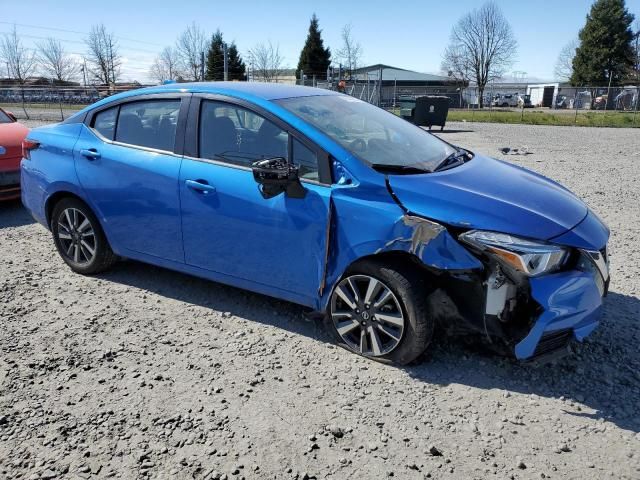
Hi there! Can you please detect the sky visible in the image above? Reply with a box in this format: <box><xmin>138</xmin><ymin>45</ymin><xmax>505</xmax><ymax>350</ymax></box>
<box><xmin>1</xmin><ymin>0</ymin><xmax>639</xmax><ymax>83</ymax></box>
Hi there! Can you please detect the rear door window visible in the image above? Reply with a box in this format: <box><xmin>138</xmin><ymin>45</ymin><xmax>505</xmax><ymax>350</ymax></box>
<box><xmin>115</xmin><ymin>100</ymin><xmax>181</xmax><ymax>152</ymax></box>
<box><xmin>92</xmin><ymin>107</ymin><xmax>118</xmax><ymax>140</ymax></box>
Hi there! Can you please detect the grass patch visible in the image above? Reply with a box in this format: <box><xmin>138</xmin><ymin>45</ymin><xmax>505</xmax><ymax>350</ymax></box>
<box><xmin>446</xmin><ymin>109</ymin><xmax>639</xmax><ymax>128</ymax></box>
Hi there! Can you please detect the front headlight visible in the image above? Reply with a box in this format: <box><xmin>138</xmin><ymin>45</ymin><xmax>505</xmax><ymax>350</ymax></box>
<box><xmin>459</xmin><ymin>230</ymin><xmax>568</xmax><ymax>277</ymax></box>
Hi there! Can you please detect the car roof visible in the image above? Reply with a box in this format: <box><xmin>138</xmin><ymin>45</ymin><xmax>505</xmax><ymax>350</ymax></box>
<box><xmin>85</xmin><ymin>82</ymin><xmax>339</xmax><ymax>112</ymax></box>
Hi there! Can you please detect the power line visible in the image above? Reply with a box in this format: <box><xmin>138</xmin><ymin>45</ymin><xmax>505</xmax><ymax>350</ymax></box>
<box><xmin>0</xmin><ymin>21</ymin><xmax>164</xmax><ymax>48</ymax></box>
<box><xmin>0</xmin><ymin>30</ymin><xmax>160</xmax><ymax>55</ymax></box>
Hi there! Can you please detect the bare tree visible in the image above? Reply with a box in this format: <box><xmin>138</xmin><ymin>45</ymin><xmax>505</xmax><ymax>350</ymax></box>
<box><xmin>554</xmin><ymin>39</ymin><xmax>578</xmax><ymax>82</ymax></box>
<box><xmin>176</xmin><ymin>23</ymin><xmax>207</xmax><ymax>81</ymax></box>
<box><xmin>335</xmin><ymin>24</ymin><xmax>363</xmax><ymax>78</ymax></box>
<box><xmin>150</xmin><ymin>46</ymin><xmax>181</xmax><ymax>83</ymax></box>
<box><xmin>441</xmin><ymin>2</ymin><xmax>517</xmax><ymax>108</ymax></box>
<box><xmin>0</xmin><ymin>25</ymin><xmax>38</xmax><ymax>85</ymax></box>
<box><xmin>86</xmin><ymin>24</ymin><xmax>121</xmax><ymax>85</ymax></box>
<box><xmin>247</xmin><ymin>41</ymin><xmax>285</xmax><ymax>82</ymax></box>
<box><xmin>37</xmin><ymin>37</ymin><xmax>80</xmax><ymax>83</ymax></box>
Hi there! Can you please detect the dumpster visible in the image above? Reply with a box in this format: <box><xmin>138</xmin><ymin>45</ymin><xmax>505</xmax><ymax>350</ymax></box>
<box><xmin>398</xmin><ymin>96</ymin><xmax>416</xmax><ymax>121</ymax></box>
<box><xmin>398</xmin><ymin>95</ymin><xmax>450</xmax><ymax>130</ymax></box>
<box><xmin>413</xmin><ymin>96</ymin><xmax>450</xmax><ymax>131</ymax></box>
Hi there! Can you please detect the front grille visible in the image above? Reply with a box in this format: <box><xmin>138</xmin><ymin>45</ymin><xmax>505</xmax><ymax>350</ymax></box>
<box><xmin>533</xmin><ymin>329</ymin><xmax>572</xmax><ymax>358</ymax></box>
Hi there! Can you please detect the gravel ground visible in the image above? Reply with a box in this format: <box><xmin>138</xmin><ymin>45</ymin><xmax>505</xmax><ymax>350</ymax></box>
<box><xmin>1</xmin><ymin>121</ymin><xmax>639</xmax><ymax>480</ymax></box>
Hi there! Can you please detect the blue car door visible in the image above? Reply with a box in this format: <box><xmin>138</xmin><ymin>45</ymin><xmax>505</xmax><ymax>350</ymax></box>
<box><xmin>74</xmin><ymin>96</ymin><xmax>187</xmax><ymax>262</ymax></box>
<box><xmin>179</xmin><ymin>97</ymin><xmax>331</xmax><ymax>306</ymax></box>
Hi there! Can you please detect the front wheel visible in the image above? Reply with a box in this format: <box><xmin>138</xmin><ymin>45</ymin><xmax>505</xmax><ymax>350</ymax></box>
<box><xmin>51</xmin><ymin>197</ymin><xmax>117</xmax><ymax>274</ymax></box>
<box><xmin>327</xmin><ymin>261</ymin><xmax>435</xmax><ymax>365</ymax></box>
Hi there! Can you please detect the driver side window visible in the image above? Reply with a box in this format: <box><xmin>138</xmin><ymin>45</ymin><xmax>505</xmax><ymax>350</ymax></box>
<box><xmin>199</xmin><ymin>100</ymin><xmax>288</xmax><ymax>167</ymax></box>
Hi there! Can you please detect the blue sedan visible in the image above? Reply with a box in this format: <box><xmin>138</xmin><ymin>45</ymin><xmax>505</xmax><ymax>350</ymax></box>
<box><xmin>20</xmin><ymin>82</ymin><xmax>609</xmax><ymax>364</ymax></box>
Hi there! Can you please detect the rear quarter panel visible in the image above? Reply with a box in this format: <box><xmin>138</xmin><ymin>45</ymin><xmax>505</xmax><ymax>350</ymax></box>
<box><xmin>21</xmin><ymin>123</ymin><xmax>84</xmax><ymax>227</ymax></box>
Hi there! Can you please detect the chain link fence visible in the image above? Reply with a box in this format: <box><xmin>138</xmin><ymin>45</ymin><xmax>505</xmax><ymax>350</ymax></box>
<box><xmin>447</xmin><ymin>85</ymin><xmax>640</xmax><ymax>127</ymax></box>
<box><xmin>0</xmin><ymin>85</ymin><xmax>149</xmax><ymax>122</ymax></box>
<box><xmin>2</xmin><ymin>82</ymin><xmax>638</xmax><ymax>127</ymax></box>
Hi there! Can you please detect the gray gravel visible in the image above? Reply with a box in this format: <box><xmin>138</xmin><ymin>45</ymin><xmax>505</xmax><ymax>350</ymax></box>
<box><xmin>1</xmin><ymin>121</ymin><xmax>639</xmax><ymax>479</ymax></box>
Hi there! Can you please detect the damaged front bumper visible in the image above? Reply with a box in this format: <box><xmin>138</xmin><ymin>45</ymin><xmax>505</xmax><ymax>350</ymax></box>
<box><xmin>515</xmin><ymin>269</ymin><xmax>604</xmax><ymax>360</ymax></box>
<box><xmin>509</xmin><ymin>247</ymin><xmax>609</xmax><ymax>360</ymax></box>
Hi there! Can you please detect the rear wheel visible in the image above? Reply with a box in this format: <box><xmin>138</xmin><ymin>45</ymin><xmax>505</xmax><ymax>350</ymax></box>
<box><xmin>327</xmin><ymin>261</ymin><xmax>435</xmax><ymax>365</ymax></box>
<box><xmin>51</xmin><ymin>197</ymin><xmax>116</xmax><ymax>274</ymax></box>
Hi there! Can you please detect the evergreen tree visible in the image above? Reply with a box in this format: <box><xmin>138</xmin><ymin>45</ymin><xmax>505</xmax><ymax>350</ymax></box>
<box><xmin>296</xmin><ymin>14</ymin><xmax>331</xmax><ymax>79</ymax></box>
<box><xmin>205</xmin><ymin>30</ymin><xmax>246</xmax><ymax>81</ymax></box>
<box><xmin>571</xmin><ymin>0</ymin><xmax>635</xmax><ymax>86</ymax></box>
<box><xmin>205</xmin><ymin>30</ymin><xmax>224</xmax><ymax>81</ymax></box>
<box><xmin>227</xmin><ymin>43</ymin><xmax>246</xmax><ymax>81</ymax></box>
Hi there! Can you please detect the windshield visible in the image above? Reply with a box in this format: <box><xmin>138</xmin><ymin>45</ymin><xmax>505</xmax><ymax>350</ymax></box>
<box><xmin>0</xmin><ymin>110</ymin><xmax>12</xmax><ymax>124</ymax></box>
<box><xmin>276</xmin><ymin>95</ymin><xmax>456</xmax><ymax>172</ymax></box>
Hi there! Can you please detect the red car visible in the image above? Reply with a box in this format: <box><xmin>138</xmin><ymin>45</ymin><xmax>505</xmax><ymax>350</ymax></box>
<box><xmin>0</xmin><ymin>108</ymin><xmax>29</xmax><ymax>201</ymax></box>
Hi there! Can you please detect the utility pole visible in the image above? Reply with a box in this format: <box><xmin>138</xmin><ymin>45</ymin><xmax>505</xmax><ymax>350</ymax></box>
<box><xmin>200</xmin><ymin>51</ymin><xmax>205</xmax><ymax>82</ymax></box>
<box><xmin>81</xmin><ymin>60</ymin><xmax>87</xmax><ymax>88</ymax></box>
<box><xmin>378</xmin><ymin>66</ymin><xmax>383</xmax><ymax>107</ymax></box>
<box><xmin>223</xmin><ymin>43</ymin><xmax>228</xmax><ymax>81</ymax></box>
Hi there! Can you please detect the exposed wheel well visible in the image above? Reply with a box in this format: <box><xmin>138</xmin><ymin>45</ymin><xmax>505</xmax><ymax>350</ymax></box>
<box><xmin>45</xmin><ymin>191</ymin><xmax>86</xmax><ymax>227</ymax></box>
<box><xmin>342</xmin><ymin>251</ymin><xmax>439</xmax><ymax>287</ymax></box>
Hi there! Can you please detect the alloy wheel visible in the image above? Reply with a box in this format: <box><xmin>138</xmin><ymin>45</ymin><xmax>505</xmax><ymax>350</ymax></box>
<box><xmin>57</xmin><ymin>208</ymin><xmax>97</xmax><ymax>265</ymax></box>
<box><xmin>330</xmin><ymin>274</ymin><xmax>405</xmax><ymax>356</ymax></box>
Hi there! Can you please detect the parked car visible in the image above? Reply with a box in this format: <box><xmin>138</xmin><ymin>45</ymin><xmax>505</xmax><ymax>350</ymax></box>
<box><xmin>517</xmin><ymin>94</ymin><xmax>533</xmax><ymax>108</ymax></box>
<box><xmin>593</xmin><ymin>94</ymin><xmax>608</xmax><ymax>110</ymax></box>
<box><xmin>0</xmin><ymin>108</ymin><xmax>29</xmax><ymax>200</ymax></box>
<box><xmin>492</xmin><ymin>94</ymin><xmax>518</xmax><ymax>107</ymax></box>
<box><xmin>21</xmin><ymin>83</ymin><xmax>610</xmax><ymax>365</ymax></box>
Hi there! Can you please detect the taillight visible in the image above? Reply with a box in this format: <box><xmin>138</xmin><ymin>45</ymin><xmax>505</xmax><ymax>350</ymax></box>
<box><xmin>22</xmin><ymin>139</ymin><xmax>40</xmax><ymax>160</ymax></box>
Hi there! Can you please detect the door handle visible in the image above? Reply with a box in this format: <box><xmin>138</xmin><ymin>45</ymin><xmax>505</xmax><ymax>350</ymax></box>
<box><xmin>80</xmin><ymin>148</ymin><xmax>101</xmax><ymax>160</ymax></box>
<box><xmin>185</xmin><ymin>179</ymin><xmax>216</xmax><ymax>193</ymax></box>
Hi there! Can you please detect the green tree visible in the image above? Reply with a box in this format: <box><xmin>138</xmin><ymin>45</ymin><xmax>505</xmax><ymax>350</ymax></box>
<box><xmin>205</xmin><ymin>30</ymin><xmax>245</xmax><ymax>81</ymax></box>
<box><xmin>571</xmin><ymin>0</ymin><xmax>635</xmax><ymax>86</ymax></box>
<box><xmin>296</xmin><ymin>14</ymin><xmax>331</xmax><ymax>79</ymax></box>
<box><xmin>205</xmin><ymin>30</ymin><xmax>224</xmax><ymax>81</ymax></box>
<box><xmin>227</xmin><ymin>43</ymin><xmax>246</xmax><ymax>81</ymax></box>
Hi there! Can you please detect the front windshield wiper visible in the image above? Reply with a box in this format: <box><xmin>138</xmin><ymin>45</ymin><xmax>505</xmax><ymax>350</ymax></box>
<box><xmin>371</xmin><ymin>164</ymin><xmax>431</xmax><ymax>175</ymax></box>
<box><xmin>433</xmin><ymin>148</ymin><xmax>472</xmax><ymax>172</ymax></box>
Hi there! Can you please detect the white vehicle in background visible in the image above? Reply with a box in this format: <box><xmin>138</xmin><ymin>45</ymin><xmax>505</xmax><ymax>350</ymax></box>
<box><xmin>492</xmin><ymin>94</ymin><xmax>519</xmax><ymax>107</ymax></box>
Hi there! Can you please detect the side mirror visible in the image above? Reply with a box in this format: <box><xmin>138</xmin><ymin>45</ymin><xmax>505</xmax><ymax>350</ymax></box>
<box><xmin>251</xmin><ymin>157</ymin><xmax>306</xmax><ymax>199</ymax></box>
<box><xmin>5</xmin><ymin>111</ymin><xmax>17</xmax><ymax>122</ymax></box>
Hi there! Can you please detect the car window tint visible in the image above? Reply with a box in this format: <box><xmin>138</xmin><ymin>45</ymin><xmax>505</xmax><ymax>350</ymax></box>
<box><xmin>292</xmin><ymin>138</ymin><xmax>319</xmax><ymax>181</ymax></box>
<box><xmin>92</xmin><ymin>107</ymin><xmax>118</xmax><ymax>140</ymax></box>
<box><xmin>199</xmin><ymin>100</ymin><xmax>288</xmax><ymax>167</ymax></box>
<box><xmin>115</xmin><ymin>100</ymin><xmax>180</xmax><ymax>151</ymax></box>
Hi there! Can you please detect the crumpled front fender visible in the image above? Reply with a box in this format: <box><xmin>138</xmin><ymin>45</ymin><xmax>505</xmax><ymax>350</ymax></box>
<box><xmin>378</xmin><ymin>215</ymin><xmax>483</xmax><ymax>271</ymax></box>
<box><xmin>319</xmin><ymin>183</ymin><xmax>483</xmax><ymax>310</ymax></box>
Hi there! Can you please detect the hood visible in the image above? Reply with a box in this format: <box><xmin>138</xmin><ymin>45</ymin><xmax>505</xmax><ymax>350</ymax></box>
<box><xmin>388</xmin><ymin>155</ymin><xmax>588</xmax><ymax>241</ymax></box>
<box><xmin>0</xmin><ymin>121</ymin><xmax>29</xmax><ymax>159</ymax></box>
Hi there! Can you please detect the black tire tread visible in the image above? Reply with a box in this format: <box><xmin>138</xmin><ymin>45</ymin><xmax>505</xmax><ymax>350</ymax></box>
<box><xmin>51</xmin><ymin>197</ymin><xmax>117</xmax><ymax>275</ymax></box>
<box><xmin>327</xmin><ymin>259</ymin><xmax>435</xmax><ymax>365</ymax></box>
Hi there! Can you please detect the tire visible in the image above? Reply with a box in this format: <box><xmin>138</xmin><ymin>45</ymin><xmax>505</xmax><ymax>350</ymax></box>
<box><xmin>51</xmin><ymin>197</ymin><xmax>117</xmax><ymax>274</ymax></box>
<box><xmin>326</xmin><ymin>260</ymin><xmax>435</xmax><ymax>365</ymax></box>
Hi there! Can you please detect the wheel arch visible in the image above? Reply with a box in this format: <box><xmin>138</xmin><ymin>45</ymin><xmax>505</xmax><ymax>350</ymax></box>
<box><xmin>44</xmin><ymin>190</ymin><xmax>112</xmax><ymax>250</ymax></box>
<box><xmin>322</xmin><ymin>250</ymin><xmax>438</xmax><ymax>312</ymax></box>
<box><xmin>45</xmin><ymin>190</ymin><xmax>87</xmax><ymax>227</ymax></box>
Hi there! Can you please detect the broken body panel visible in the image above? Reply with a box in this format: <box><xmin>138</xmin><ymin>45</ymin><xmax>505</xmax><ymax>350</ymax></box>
<box><xmin>321</xmin><ymin>153</ymin><xmax>609</xmax><ymax>361</ymax></box>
